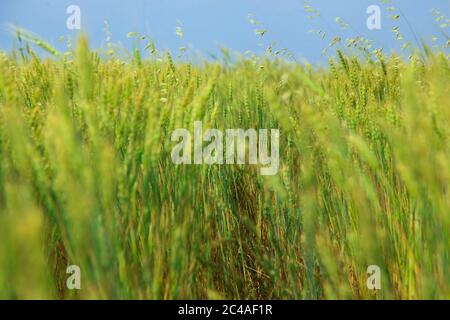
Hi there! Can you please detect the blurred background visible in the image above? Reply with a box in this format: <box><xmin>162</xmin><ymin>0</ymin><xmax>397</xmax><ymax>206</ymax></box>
<box><xmin>0</xmin><ymin>0</ymin><xmax>448</xmax><ymax>63</ymax></box>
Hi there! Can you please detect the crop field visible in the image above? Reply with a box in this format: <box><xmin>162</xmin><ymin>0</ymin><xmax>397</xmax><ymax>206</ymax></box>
<box><xmin>0</xmin><ymin>29</ymin><xmax>449</xmax><ymax>299</ymax></box>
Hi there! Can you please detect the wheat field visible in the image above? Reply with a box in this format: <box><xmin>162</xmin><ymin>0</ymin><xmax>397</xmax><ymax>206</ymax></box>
<box><xmin>0</xmin><ymin>32</ymin><xmax>449</xmax><ymax>299</ymax></box>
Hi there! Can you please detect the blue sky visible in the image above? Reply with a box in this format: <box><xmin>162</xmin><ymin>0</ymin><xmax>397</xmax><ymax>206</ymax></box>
<box><xmin>0</xmin><ymin>0</ymin><xmax>448</xmax><ymax>63</ymax></box>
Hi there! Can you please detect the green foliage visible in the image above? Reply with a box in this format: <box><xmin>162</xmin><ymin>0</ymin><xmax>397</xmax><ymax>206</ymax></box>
<box><xmin>0</xmin><ymin>35</ymin><xmax>449</xmax><ymax>300</ymax></box>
